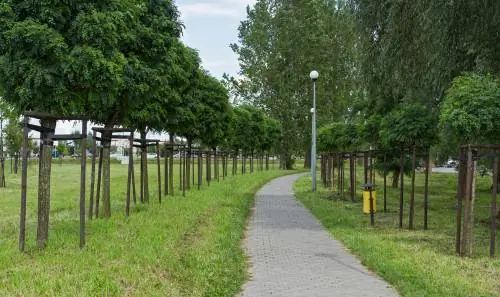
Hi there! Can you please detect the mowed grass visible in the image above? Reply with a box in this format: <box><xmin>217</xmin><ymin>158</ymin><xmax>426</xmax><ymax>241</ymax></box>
<box><xmin>294</xmin><ymin>169</ymin><xmax>500</xmax><ymax>297</ymax></box>
<box><xmin>0</xmin><ymin>161</ymin><xmax>295</xmax><ymax>297</ymax></box>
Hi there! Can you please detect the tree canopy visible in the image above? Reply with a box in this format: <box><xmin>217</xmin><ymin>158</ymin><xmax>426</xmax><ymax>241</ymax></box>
<box><xmin>440</xmin><ymin>73</ymin><xmax>500</xmax><ymax>144</ymax></box>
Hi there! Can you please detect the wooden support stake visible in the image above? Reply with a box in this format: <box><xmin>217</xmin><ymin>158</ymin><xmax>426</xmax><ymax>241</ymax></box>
<box><xmin>424</xmin><ymin>149</ymin><xmax>430</xmax><ymax>230</ymax></box>
<box><xmin>383</xmin><ymin>153</ymin><xmax>387</xmax><ymax>213</ymax></box>
<box><xmin>169</xmin><ymin>148</ymin><xmax>174</xmax><ymax>196</ymax></box>
<box><xmin>399</xmin><ymin>150</ymin><xmax>404</xmax><ymax>229</ymax></box>
<box><xmin>19</xmin><ymin>117</ymin><xmax>29</xmax><ymax>252</ymax></box>
<box><xmin>456</xmin><ymin>148</ymin><xmax>466</xmax><ymax>254</ymax></box>
<box><xmin>126</xmin><ymin>136</ymin><xmax>133</xmax><ymax>216</ymax></box>
<box><xmin>409</xmin><ymin>146</ymin><xmax>417</xmax><ymax>230</ymax></box>
<box><xmin>490</xmin><ymin>155</ymin><xmax>498</xmax><ymax>258</ymax></box>
<box><xmin>95</xmin><ymin>147</ymin><xmax>103</xmax><ymax>218</ymax></box>
<box><xmin>79</xmin><ymin>121</ymin><xmax>87</xmax><ymax>248</ymax></box>
<box><xmin>461</xmin><ymin>146</ymin><xmax>474</xmax><ymax>257</ymax></box>
<box><xmin>156</xmin><ymin>143</ymin><xmax>161</xmax><ymax>202</ymax></box>
<box><xmin>89</xmin><ymin>132</ymin><xmax>97</xmax><ymax>219</ymax></box>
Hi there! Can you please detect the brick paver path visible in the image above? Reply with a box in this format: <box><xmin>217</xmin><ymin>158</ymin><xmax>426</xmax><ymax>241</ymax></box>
<box><xmin>239</xmin><ymin>174</ymin><xmax>399</xmax><ymax>297</ymax></box>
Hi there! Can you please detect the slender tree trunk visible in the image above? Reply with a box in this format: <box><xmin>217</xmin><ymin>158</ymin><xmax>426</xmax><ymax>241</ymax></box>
<box><xmin>391</xmin><ymin>166</ymin><xmax>401</xmax><ymax>188</ymax></box>
<box><xmin>409</xmin><ymin>146</ymin><xmax>417</xmax><ymax>229</ymax></box>
<box><xmin>186</xmin><ymin>137</ymin><xmax>192</xmax><ymax>190</ymax></box>
<box><xmin>37</xmin><ymin>119</ymin><xmax>56</xmax><ymax>248</ymax></box>
<box><xmin>461</xmin><ymin>147</ymin><xmax>476</xmax><ymax>257</ymax></box>
<box><xmin>140</xmin><ymin>130</ymin><xmax>149</xmax><ymax>203</ymax></box>
<box><xmin>496</xmin><ymin>159</ymin><xmax>500</xmax><ymax>218</ymax></box>
<box><xmin>304</xmin><ymin>147</ymin><xmax>311</xmax><ymax>169</ymax></box>
<box><xmin>0</xmin><ymin>119</ymin><xmax>4</xmax><ymax>187</ymax></box>
<box><xmin>101</xmin><ymin>130</ymin><xmax>112</xmax><ymax>218</ymax></box>
<box><xmin>0</xmin><ymin>157</ymin><xmax>5</xmax><ymax>187</ymax></box>
<box><xmin>169</xmin><ymin>134</ymin><xmax>174</xmax><ymax>196</ymax></box>
<box><xmin>14</xmin><ymin>153</ymin><xmax>19</xmax><ymax>174</ymax></box>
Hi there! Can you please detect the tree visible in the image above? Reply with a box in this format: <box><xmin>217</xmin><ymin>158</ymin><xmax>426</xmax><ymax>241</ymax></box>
<box><xmin>231</xmin><ymin>0</ymin><xmax>358</xmax><ymax>169</ymax></box>
<box><xmin>227</xmin><ymin>106</ymin><xmax>253</xmax><ymax>154</ymax></box>
<box><xmin>3</xmin><ymin>116</ymin><xmax>22</xmax><ymax>173</ymax></box>
<box><xmin>317</xmin><ymin>122</ymin><xmax>359</xmax><ymax>153</ymax></box>
<box><xmin>440</xmin><ymin>73</ymin><xmax>500</xmax><ymax>221</ymax></box>
<box><xmin>440</xmin><ymin>74</ymin><xmax>500</xmax><ymax>144</ymax></box>
<box><xmin>118</xmin><ymin>4</ymin><xmax>184</xmax><ymax>203</ymax></box>
<box><xmin>164</xmin><ymin>44</ymin><xmax>202</xmax><ymax>190</ymax></box>
<box><xmin>197</xmin><ymin>71</ymin><xmax>232</xmax><ymax>149</ymax></box>
<box><xmin>56</xmin><ymin>141</ymin><xmax>68</xmax><ymax>157</ymax></box>
<box><xmin>0</xmin><ymin>0</ymin><xmax>182</xmax><ymax>247</ymax></box>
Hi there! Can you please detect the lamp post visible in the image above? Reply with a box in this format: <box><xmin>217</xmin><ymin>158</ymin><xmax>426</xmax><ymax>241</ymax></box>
<box><xmin>309</xmin><ymin>70</ymin><xmax>318</xmax><ymax>192</ymax></box>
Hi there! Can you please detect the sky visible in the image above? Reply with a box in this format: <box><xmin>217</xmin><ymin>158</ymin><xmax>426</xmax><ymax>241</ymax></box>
<box><xmin>44</xmin><ymin>0</ymin><xmax>253</xmax><ymax>139</ymax></box>
<box><xmin>177</xmin><ymin>0</ymin><xmax>254</xmax><ymax>78</ymax></box>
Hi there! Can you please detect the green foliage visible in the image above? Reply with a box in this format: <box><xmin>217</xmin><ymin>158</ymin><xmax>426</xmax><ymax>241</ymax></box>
<box><xmin>440</xmin><ymin>73</ymin><xmax>500</xmax><ymax>144</ymax></box>
<box><xmin>227</xmin><ymin>105</ymin><xmax>280</xmax><ymax>154</ymax></box>
<box><xmin>261</xmin><ymin>117</ymin><xmax>281</xmax><ymax>153</ymax></box>
<box><xmin>122</xmin><ymin>3</ymin><xmax>184</xmax><ymax>132</ymax></box>
<box><xmin>165</xmin><ymin>43</ymin><xmax>202</xmax><ymax>140</ymax></box>
<box><xmin>196</xmin><ymin>71</ymin><xmax>232</xmax><ymax>149</ymax></box>
<box><xmin>357</xmin><ymin>115</ymin><xmax>382</xmax><ymax>148</ymax></box>
<box><xmin>56</xmin><ymin>141</ymin><xmax>68</xmax><ymax>157</ymax></box>
<box><xmin>317</xmin><ymin>122</ymin><xmax>359</xmax><ymax>153</ymax></box>
<box><xmin>3</xmin><ymin>117</ymin><xmax>21</xmax><ymax>156</ymax></box>
<box><xmin>0</xmin><ymin>0</ymin><xmax>182</xmax><ymax>129</ymax></box>
<box><xmin>380</xmin><ymin>104</ymin><xmax>438</xmax><ymax>149</ymax></box>
<box><xmin>231</xmin><ymin>0</ymin><xmax>358</xmax><ymax>164</ymax></box>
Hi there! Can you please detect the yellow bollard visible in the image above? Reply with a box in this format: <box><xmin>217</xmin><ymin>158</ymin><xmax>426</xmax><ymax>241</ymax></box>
<box><xmin>362</xmin><ymin>184</ymin><xmax>376</xmax><ymax>214</ymax></box>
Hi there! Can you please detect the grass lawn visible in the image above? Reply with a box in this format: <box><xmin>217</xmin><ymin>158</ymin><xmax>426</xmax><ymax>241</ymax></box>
<box><xmin>0</xmin><ymin>161</ymin><xmax>296</xmax><ymax>296</ymax></box>
<box><xmin>294</xmin><ymin>170</ymin><xmax>500</xmax><ymax>297</ymax></box>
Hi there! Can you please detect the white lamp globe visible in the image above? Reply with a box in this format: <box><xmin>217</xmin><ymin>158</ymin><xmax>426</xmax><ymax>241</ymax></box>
<box><xmin>309</xmin><ymin>70</ymin><xmax>319</xmax><ymax>81</ymax></box>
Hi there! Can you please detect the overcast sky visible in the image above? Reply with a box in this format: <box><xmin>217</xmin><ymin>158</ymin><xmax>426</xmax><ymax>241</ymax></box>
<box><xmin>46</xmin><ymin>0</ymin><xmax>253</xmax><ymax>139</ymax></box>
<box><xmin>178</xmin><ymin>0</ymin><xmax>254</xmax><ymax>78</ymax></box>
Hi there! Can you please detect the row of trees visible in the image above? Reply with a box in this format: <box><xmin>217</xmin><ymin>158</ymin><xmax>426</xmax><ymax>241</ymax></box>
<box><xmin>230</xmin><ymin>0</ymin><xmax>499</xmax><ymax>169</ymax></box>
<box><xmin>0</xmin><ymin>1</ymin><xmax>282</xmax><ymax>249</ymax></box>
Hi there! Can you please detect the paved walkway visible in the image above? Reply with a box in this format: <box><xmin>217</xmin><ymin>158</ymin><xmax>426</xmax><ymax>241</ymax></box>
<box><xmin>239</xmin><ymin>174</ymin><xmax>399</xmax><ymax>297</ymax></box>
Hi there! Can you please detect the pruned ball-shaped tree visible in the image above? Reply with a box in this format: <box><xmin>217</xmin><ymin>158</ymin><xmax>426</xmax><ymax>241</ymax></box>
<box><xmin>380</xmin><ymin>103</ymin><xmax>438</xmax><ymax>150</ymax></box>
<box><xmin>317</xmin><ymin>122</ymin><xmax>359</xmax><ymax>153</ymax></box>
<box><xmin>440</xmin><ymin>73</ymin><xmax>500</xmax><ymax>219</ymax></box>
<box><xmin>197</xmin><ymin>70</ymin><xmax>232</xmax><ymax>150</ymax></box>
<box><xmin>0</xmin><ymin>0</ymin><xmax>183</xmax><ymax>249</ymax></box>
<box><xmin>440</xmin><ymin>73</ymin><xmax>500</xmax><ymax>144</ymax></box>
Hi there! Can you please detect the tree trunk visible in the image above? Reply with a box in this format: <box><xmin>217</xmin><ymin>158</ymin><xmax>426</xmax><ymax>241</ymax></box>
<box><xmin>496</xmin><ymin>159</ymin><xmax>500</xmax><ymax>218</ymax></box>
<box><xmin>213</xmin><ymin>148</ymin><xmax>218</xmax><ymax>181</ymax></box>
<box><xmin>37</xmin><ymin>119</ymin><xmax>56</xmax><ymax>249</ymax></box>
<box><xmin>14</xmin><ymin>153</ymin><xmax>19</xmax><ymax>174</ymax></box>
<box><xmin>0</xmin><ymin>119</ymin><xmax>4</xmax><ymax>187</ymax></box>
<box><xmin>0</xmin><ymin>157</ymin><xmax>5</xmax><ymax>187</ymax></box>
<box><xmin>461</xmin><ymin>148</ymin><xmax>476</xmax><ymax>257</ymax></box>
<box><xmin>304</xmin><ymin>147</ymin><xmax>311</xmax><ymax>169</ymax></box>
<box><xmin>101</xmin><ymin>130</ymin><xmax>112</xmax><ymax>218</ymax></box>
<box><xmin>186</xmin><ymin>138</ymin><xmax>192</xmax><ymax>190</ymax></box>
<box><xmin>409</xmin><ymin>147</ymin><xmax>417</xmax><ymax>230</ymax></box>
<box><xmin>392</xmin><ymin>168</ymin><xmax>400</xmax><ymax>188</ymax></box>
<box><xmin>140</xmin><ymin>130</ymin><xmax>149</xmax><ymax>203</ymax></box>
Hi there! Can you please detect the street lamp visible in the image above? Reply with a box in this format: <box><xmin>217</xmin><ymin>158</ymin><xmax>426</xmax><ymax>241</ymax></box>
<box><xmin>309</xmin><ymin>70</ymin><xmax>318</xmax><ymax>192</ymax></box>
